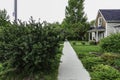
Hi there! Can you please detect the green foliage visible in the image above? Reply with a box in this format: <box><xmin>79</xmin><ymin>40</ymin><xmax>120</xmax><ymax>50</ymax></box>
<box><xmin>101</xmin><ymin>53</ymin><xmax>120</xmax><ymax>70</ymax></box>
<box><xmin>90</xmin><ymin>20</ymin><xmax>95</xmax><ymax>26</ymax></box>
<box><xmin>81</xmin><ymin>41</ymin><xmax>86</xmax><ymax>45</ymax></box>
<box><xmin>89</xmin><ymin>40</ymin><xmax>96</xmax><ymax>45</ymax></box>
<box><xmin>65</xmin><ymin>0</ymin><xmax>86</xmax><ymax>23</ymax></box>
<box><xmin>78</xmin><ymin>52</ymin><xmax>94</xmax><ymax>59</ymax></box>
<box><xmin>91</xmin><ymin>64</ymin><xmax>120</xmax><ymax>80</ymax></box>
<box><xmin>0</xmin><ymin>9</ymin><xmax>9</xmax><ymax>21</ymax></box>
<box><xmin>71</xmin><ymin>41</ymin><xmax>100</xmax><ymax>58</ymax></box>
<box><xmin>72</xmin><ymin>41</ymin><xmax>76</xmax><ymax>45</ymax></box>
<box><xmin>49</xmin><ymin>22</ymin><xmax>65</xmax><ymax>41</ymax></box>
<box><xmin>0</xmin><ymin>19</ymin><xmax>62</xmax><ymax>79</ymax></box>
<box><xmin>63</xmin><ymin>0</ymin><xmax>90</xmax><ymax>40</ymax></box>
<box><xmin>0</xmin><ymin>9</ymin><xmax>10</xmax><ymax>27</ymax></box>
<box><xmin>0</xmin><ymin>64</ymin><xmax>3</xmax><ymax>72</ymax></box>
<box><xmin>71</xmin><ymin>41</ymin><xmax>120</xmax><ymax>79</ymax></box>
<box><xmin>100</xmin><ymin>33</ymin><xmax>120</xmax><ymax>53</ymax></box>
<box><xmin>82</xmin><ymin>57</ymin><xmax>103</xmax><ymax>71</ymax></box>
<box><xmin>71</xmin><ymin>41</ymin><xmax>100</xmax><ymax>52</ymax></box>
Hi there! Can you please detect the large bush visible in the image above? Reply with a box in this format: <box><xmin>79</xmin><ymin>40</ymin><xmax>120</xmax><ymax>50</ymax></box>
<box><xmin>91</xmin><ymin>64</ymin><xmax>120</xmax><ymax>80</ymax></box>
<box><xmin>0</xmin><ymin>19</ymin><xmax>62</xmax><ymax>79</ymax></box>
<box><xmin>100</xmin><ymin>33</ymin><xmax>120</xmax><ymax>53</ymax></box>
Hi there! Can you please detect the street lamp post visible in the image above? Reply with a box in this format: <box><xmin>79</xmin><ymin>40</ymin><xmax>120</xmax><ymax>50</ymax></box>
<box><xmin>14</xmin><ymin>0</ymin><xmax>17</xmax><ymax>23</ymax></box>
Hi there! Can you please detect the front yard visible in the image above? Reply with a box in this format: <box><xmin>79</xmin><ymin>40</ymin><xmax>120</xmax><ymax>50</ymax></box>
<box><xmin>71</xmin><ymin>41</ymin><xmax>120</xmax><ymax>80</ymax></box>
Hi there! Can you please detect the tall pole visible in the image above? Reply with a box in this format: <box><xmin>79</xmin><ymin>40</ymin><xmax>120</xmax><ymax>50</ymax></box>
<box><xmin>14</xmin><ymin>0</ymin><xmax>17</xmax><ymax>23</ymax></box>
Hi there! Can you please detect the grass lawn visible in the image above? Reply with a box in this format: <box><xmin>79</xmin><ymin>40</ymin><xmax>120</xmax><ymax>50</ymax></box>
<box><xmin>70</xmin><ymin>41</ymin><xmax>100</xmax><ymax>58</ymax></box>
<box><xmin>73</xmin><ymin>44</ymin><xmax>100</xmax><ymax>54</ymax></box>
<box><xmin>70</xmin><ymin>41</ymin><xmax>120</xmax><ymax>80</ymax></box>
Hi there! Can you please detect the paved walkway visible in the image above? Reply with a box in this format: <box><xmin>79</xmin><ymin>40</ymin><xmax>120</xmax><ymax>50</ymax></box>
<box><xmin>58</xmin><ymin>41</ymin><xmax>91</xmax><ymax>80</ymax></box>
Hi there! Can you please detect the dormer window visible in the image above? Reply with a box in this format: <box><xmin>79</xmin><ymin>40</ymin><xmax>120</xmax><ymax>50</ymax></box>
<box><xmin>98</xmin><ymin>17</ymin><xmax>102</xmax><ymax>26</ymax></box>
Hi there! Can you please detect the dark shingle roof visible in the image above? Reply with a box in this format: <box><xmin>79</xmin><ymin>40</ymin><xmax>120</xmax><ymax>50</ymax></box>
<box><xmin>100</xmin><ymin>9</ymin><xmax>120</xmax><ymax>22</ymax></box>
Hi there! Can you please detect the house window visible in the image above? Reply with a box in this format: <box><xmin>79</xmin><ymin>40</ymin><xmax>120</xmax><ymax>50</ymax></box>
<box><xmin>98</xmin><ymin>17</ymin><xmax>102</xmax><ymax>26</ymax></box>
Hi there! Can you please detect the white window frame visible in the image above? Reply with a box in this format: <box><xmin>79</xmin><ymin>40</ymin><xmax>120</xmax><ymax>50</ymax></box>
<box><xmin>98</xmin><ymin>17</ymin><xmax>102</xmax><ymax>27</ymax></box>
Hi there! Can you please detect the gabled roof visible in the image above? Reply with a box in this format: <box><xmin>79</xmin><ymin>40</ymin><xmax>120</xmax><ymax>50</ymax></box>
<box><xmin>99</xmin><ymin>9</ymin><xmax>120</xmax><ymax>22</ymax></box>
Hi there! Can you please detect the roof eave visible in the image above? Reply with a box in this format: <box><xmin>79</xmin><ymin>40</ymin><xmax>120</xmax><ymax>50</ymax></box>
<box><xmin>99</xmin><ymin>10</ymin><xmax>107</xmax><ymax>23</ymax></box>
<box><xmin>107</xmin><ymin>20</ymin><xmax>120</xmax><ymax>23</ymax></box>
<box><xmin>88</xmin><ymin>29</ymin><xmax>105</xmax><ymax>32</ymax></box>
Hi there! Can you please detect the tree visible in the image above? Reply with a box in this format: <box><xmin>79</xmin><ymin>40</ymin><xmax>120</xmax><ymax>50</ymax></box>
<box><xmin>65</xmin><ymin>0</ymin><xmax>87</xmax><ymax>24</ymax></box>
<box><xmin>0</xmin><ymin>9</ymin><xmax>10</xmax><ymax>27</ymax></box>
<box><xmin>90</xmin><ymin>20</ymin><xmax>95</xmax><ymax>27</ymax></box>
<box><xmin>0</xmin><ymin>9</ymin><xmax>9</xmax><ymax>20</ymax></box>
<box><xmin>63</xmin><ymin>0</ymin><xmax>90</xmax><ymax>40</ymax></box>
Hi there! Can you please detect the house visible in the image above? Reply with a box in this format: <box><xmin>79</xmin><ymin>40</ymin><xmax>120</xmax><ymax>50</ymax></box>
<box><xmin>88</xmin><ymin>9</ymin><xmax>120</xmax><ymax>42</ymax></box>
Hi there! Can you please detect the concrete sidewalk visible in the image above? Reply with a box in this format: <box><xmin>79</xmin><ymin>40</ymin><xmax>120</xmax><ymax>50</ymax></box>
<box><xmin>58</xmin><ymin>41</ymin><xmax>91</xmax><ymax>80</ymax></box>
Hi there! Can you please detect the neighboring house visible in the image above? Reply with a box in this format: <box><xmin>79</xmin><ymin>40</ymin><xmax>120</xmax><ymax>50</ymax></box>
<box><xmin>88</xmin><ymin>9</ymin><xmax>120</xmax><ymax>42</ymax></box>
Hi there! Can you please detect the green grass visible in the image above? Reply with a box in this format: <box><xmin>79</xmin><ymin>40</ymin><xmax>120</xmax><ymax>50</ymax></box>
<box><xmin>70</xmin><ymin>41</ymin><xmax>120</xmax><ymax>79</ymax></box>
<box><xmin>71</xmin><ymin>41</ymin><xmax>100</xmax><ymax>55</ymax></box>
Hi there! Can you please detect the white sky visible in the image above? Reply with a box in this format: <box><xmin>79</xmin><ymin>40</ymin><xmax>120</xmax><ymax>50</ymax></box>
<box><xmin>85</xmin><ymin>0</ymin><xmax>120</xmax><ymax>21</ymax></box>
<box><xmin>0</xmin><ymin>0</ymin><xmax>120</xmax><ymax>23</ymax></box>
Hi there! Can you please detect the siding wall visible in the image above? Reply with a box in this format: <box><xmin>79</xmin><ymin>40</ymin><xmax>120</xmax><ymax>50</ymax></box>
<box><xmin>95</xmin><ymin>12</ymin><xmax>106</xmax><ymax>27</ymax></box>
<box><xmin>107</xmin><ymin>23</ymin><xmax>120</xmax><ymax>36</ymax></box>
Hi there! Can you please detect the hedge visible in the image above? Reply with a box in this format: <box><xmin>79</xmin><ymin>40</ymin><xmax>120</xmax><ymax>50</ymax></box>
<box><xmin>100</xmin><ymin>33</ymin><xmax>120</xmax><ymax>53</ymax></box>
<box><xmin>0</xmin><ymin>19</ymin><xmax>62</xmax><ymax>79</ymax></box>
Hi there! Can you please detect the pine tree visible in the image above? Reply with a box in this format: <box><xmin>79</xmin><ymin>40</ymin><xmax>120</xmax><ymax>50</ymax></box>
<box><xmin>65</xmin><ymin>0</ymin><xmax>87</xmax><ymax>23</ymax></box>
<box><xmin>63</xmin><ymin>0</ymin><xmax>89</xmax><ymax>40</ymax></box>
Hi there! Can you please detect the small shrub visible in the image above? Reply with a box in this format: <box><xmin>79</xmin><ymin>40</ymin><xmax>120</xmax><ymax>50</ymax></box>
<box><xmin>100</xmin><ymin>33</ymin><xmax>120</xmax><ymax>53</ymax></box>
<box><xmin>89</xmin><ymin>40</ymin><xmax>96</xmax><ymax>45</ymax></box>
<box><xmin>91</xmin><ymin>64</ymin><xmax>120</xmax><ymax>80</ymax></box>
<box><xmin>101</xmin><ymin>53</ymin><xmax>120</xmax><ymax>67</ymax></box>
<box><xmin>81</xmin><ymin>41</ymin><xmax>86</xmax><ymax>45</ymax></box>
<box><xmin>72</xmin><ymin>41</ymin><xmax>76</xmax><ymax>45</ymax></box>
<box><xmin>81</xmin><ymin>56</ymin><xmax>103</xmax><ymax>71</ymax></box>
<box><xmin>78</xmin><ymin>52</ymin><xmax>96</xmax><ymax>59</ymax></box>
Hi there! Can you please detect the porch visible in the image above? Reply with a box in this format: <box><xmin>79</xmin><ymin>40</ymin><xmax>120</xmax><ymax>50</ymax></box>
<box><xmin>88</xmin><ymin>27</ymin><xmax>105</xmax><ymax>42</ymax></box>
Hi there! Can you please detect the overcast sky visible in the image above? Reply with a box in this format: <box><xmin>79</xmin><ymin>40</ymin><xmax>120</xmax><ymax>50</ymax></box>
<box><xmin>0</xmin><ymin>0</ymin><xmax>120</xmax><ymax>23</ymax></box>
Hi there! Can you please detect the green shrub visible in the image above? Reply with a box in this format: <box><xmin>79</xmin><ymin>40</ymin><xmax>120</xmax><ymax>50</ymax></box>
<box><xmin>101</xmin><ymin>53</ymin><xmax>120</xmax><ymax>66</ymax></box>
<box><xmin>81</xmin><ymin>56</ymin><xmax>103</xmax><ymax>71</ymax></box>
<box><xmin>72</xmin><ymin>41</ymin><xmax>76</xmax><ymax>45</ymax></box>
<box><xmin>89</xmin><ymin>40</ymin><xmax>96</xmax><ymax>45</ymax></box>
<box><xmin>77</xmin><ymin>52</ymin><xmax>96</xmax><ymax>59</ymax></box>
<box><xmin>0</xmin><ymin>19</ymin><xmax>62</xmax><ymax>79</ymax></box>
<box><xmin>81</xmin><ymin>41</ymin><xmax>86</xmax><ymax>45</ymax></box>
<box><xmin>114</xmin><ymin>59</ymin><xmax>120</xmax><ymax>71</ymax></box>
<box><xmin>100</xmin><ymin>33</ymin><xmax>120</xmax><ymax>53</ymax></box>
<box><xmin>91</xmin><ymin>64</ymin><xmax>120</xmax><ymax>80</ymax></box>
<box><xmin>115</xmin><ymin>78</ymin><xmax>120</xmax><ymax>80</ymax></box>
<box><xmin>101</xmin><ymin>53</ymin><xmax>120</xmax><ymax>65</ymax></box>
<box><xmin>0</xmin><ymin>64</ymin><xmax>3</xmax><ymax>72</ymax></box>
